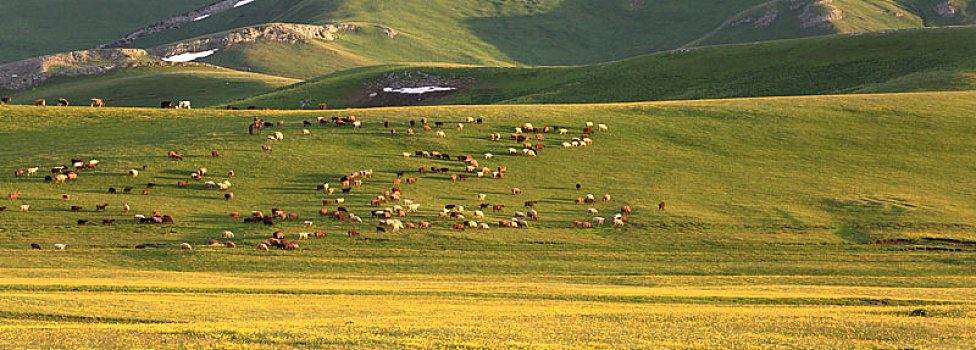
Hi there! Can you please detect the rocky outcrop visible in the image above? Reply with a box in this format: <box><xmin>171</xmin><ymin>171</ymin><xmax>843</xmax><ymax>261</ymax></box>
<box><xmin>147</xmin><ymin>23</ymin><xmax>361</xmax><ymax>57</ymax></box>
<box><xmin>934</xmin><ymin>2</ymin><xmax>958</xmax><ymax>18</ymax></box>
<box><xmin>0</xmin><ymin>49</ymin><xmax>155</xmax><ymax>90</ymax></box>
<box><xmin>798</xmin><ymin>0</ymin><xmax>843</xmax><ymax>29</ymax></box>
<box><xmin>99</xmin><ymin>0</ymin><xmax>242</xmax><ymax>48</ymax></box>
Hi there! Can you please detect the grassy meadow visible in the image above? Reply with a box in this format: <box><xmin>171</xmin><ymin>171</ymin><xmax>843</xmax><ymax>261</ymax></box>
<box><xmin>0</xmin><ymin>91</ymin><xmax>974</xmax><ymax>348</ymax></box>
<box><xmin>237</xmin><ymin>26</ymin><xmax>976</xmax><ymax>109</ymax></box>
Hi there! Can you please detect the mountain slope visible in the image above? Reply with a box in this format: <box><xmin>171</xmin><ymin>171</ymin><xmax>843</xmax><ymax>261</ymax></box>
<box><xmin>0</xmin><ymin>0</ymin><xmax>215</xmax><ymax>63</ymax></box>
<box><xmin>235</xmin><ymin>26</ymin><xmax>976</xmax><ymax>109</ymax></box>
<box><xmin>8</xmin><ymin>65</ymin><xmax>298</xmax><ymax>107</ymax></box>
<box><xmin>84</xmin><ymin>0</ymin><xmax>976</xmax><ymax>68</ymax></box>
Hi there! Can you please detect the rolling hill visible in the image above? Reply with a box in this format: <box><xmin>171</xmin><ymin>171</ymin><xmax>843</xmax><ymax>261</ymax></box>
<box><xmin>5</xmin><ymin>0</ymin><xmax>976</xmax><ymax>69</ymax></box>
<box><xmin>0</xmin><ymin>92</ymin><xmax>973</xmax><ymax>347</ymax></box>
<box><xmin>7</xmin><ymin>65</ymin><xmax>298</xmax><ymax>107</ymax></box>
<box><xmin>235</xmin><ymin>26</ymin><xmax>976</xmax><ymax>109</ymax></box>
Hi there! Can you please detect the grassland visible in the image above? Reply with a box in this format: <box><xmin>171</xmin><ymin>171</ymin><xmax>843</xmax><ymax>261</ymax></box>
<box><xmin>238</xmin><ymin>26</ymin><xmax>976</xmax><ymax>109</ymax></box>
<box><xmin>7</xmin><ymin>65</ymin><xmax>298</xmax><ymax>108</ymax></box>
<box><xmin>0</xmin><ymin>91</ymin><xmax>973</xmax><ymax>348</ymax></box>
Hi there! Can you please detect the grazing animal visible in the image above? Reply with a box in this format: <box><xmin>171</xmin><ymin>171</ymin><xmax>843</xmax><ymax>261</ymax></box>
<box><xmin>54</xmin><ymin>244</ymin><xmax>67</xmax><ymax>251</ymax></box>
<box><xmin>57</xmin><ymin>98</ymin><xmax>69</xmax><ymax>106</ymax></box>
<box><xmin>257</xmin><ymin>243</ymin><xmax>270</xmax><ymax>251</ymax></box>
<box><xmin>8</xmin><ymin>191</ymin><xmax>21</xmax><ymax>200</ymax></box>
<box><xmin>31</xmin><ymin>243</ymin><xmax>41</xmax><ymax>250</ymax></box>
<box><xmin>33</xmin><ymin>99</ymin><xmax>46</xmax><ymax>106</ymax></box>
<box><xmin>603</xmin><ymin>194</ymin><xmax>611</xmax><ymax>202</ymax></box>
<box><xmin>176</xmin><ymin>100</ymin><xmax>191</xmax><ymax>109</ymax></box>
<box><xmin>0</xmin><ymin>97</ymin><xmax>10</xmax><ymax>104</ymax></box>
<box><xmin>622</xmin><ymin>206</ymin><xmax>632</xmax><ymax>214</ymax></box>
<box><xmin>659</xmin><ymin>201</ymin><xmax>666</xmax><ymax>210</ymax></box>
<box><xmin>128</xmin><ymin>169</ymin><xmax>139</xmax><ymax>177</ymax></box>
<box><xmin>511</xmin><ymin>188</ymin><xmax>522</xmax><ymax>195</ymax></box>
<box><xmin>95</xmin><ymin>203</ymin><xmax>108</xmax><ymax>210</ymax></box>
<box><xmin>90</xmin><ymin>98</ymin><xmax>104</xmax><ymax>107</ymax></box>
<box><xmin>317</xmin><ymin>103</ymin><xmax>327</xmax><ymax>110</ymax></box>
<box><xmin>161</xmin><ymin>101</ymin><xmax>173</xmax><ymax>108</ymax></box>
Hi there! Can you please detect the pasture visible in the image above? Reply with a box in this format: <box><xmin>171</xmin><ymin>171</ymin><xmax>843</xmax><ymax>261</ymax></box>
<box><xmin>0</xmin><ymin>91</ymin><xmax>974</xmax><ymax>348</ymax></box>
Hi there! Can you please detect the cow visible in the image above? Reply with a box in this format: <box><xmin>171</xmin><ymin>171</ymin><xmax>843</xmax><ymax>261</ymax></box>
<box><xmin>176</xmin><ymin>100</ymin><xmax>191</xmax><ymax>109</ymax></box>
<box><xmin>0</xmin><ymin>97</ymin><xmax>10</xmax><ymax>104</ymax></box>
<box><xmin>57</xmin><ymin>98</ymin><xmax>69</xmax><ymax>106</ymax></box>
<box><xmin>90</xmin><ymin>98</ymin><xmax>104</xmax><ymax>107</ymax></box>
<box><xmin>161</xmin><ymin>101</ymin><xmax>173</xmax><ymax>108</ymax></box>
<box><xmin>33</xmin><ymin>99</ymin><xmax>46</xmax><ymax>106</ymax></box>
<box><xmin>317</xmin><ymin>103</ymin><xmax>327</xmax><ymax>110</ymax></box>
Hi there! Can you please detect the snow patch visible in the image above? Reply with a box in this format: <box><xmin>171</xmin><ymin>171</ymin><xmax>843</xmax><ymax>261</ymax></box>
<box><xmin>162</xmin><ymin>49</ymin><xmax>218</xmax><ymax>62</ymax></box>
<box><xmin>382</xmin><ymin>86</ymin><xmax>455</xmax><ymax>95</ymax></box>
<box><xmin>193</xmin><ymin>14</ymin><xmax>210</xmax><ymax>21</ymax></box>
<box><xmin>234</xmin><ymin>0</ymin><xmax>256</xmax><ymax>8</ymax></box>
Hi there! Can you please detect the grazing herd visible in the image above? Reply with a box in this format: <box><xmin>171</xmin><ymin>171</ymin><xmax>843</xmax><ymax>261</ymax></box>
<box><xmin>5</xmin><ymin>109</ymin><xmax>657</xmax><ymax>253</ymax></box>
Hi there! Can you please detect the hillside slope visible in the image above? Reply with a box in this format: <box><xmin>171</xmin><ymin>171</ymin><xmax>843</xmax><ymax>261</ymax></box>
<box><xmin>236</xmin><ymin>27</ymin><xmax>976</xmax><ymax>109</ymax></box>
<box><xmin>7</xmin><ymin>0</ymin><xmax>975</xmax><ymax>68</ymax></box>
<box><xmin>115</xmin><ymin>0</ymin><xmax>976</xmax><ymax>67</ymax></box>
<box><xmin>8</xmin><ymin>65</ymin><xmax>298</xmax><ymax>107</ymax></box>
<box><xmin>0</xmin><ymin>0</ymin><xmax>214</xmax><ymax>63</ymax></box>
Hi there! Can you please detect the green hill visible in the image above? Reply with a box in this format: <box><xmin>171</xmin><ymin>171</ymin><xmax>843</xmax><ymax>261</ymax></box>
<box><xmin>0</xmin><ymin>91</ymin><xmax>974</xmax><ymax>348</ymax></box>
<box><xmin>2</xmin><ymin>91</ymin><xmax>974</xmax><ymax>247</ymax></box>
<box><xmin>6</xmin><ymin>0</ymin><xmax>976</xmax><ymax>68</ymax></box>
<box><xmin>236</xmin><ymin>26</ymin><xmax>976</xmax><ymax>109</ymax></box>
<box><xmin>0</xmin><ymin>0</ymin><xmax>214</xmax><ymax>63</ymax></box>
<box><xmin>8</xmin><ymin>65</ymin><xmax>298</xmax><ymax>107</ymax></box>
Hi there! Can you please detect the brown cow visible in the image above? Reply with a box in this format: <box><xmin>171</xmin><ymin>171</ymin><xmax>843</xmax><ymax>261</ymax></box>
<box><xmin>57</xmin><ymin>98</ymin><xmax>69</xmax><ymax>106</ymax></box>
<box><xmin>33</xmin><ymin>99</ymin><xmax>46</xmax><ymax>106</ymax></box>
<box><xmin>90</xmin><ymin>98</ymin><xmax>104</xmax><ymax>107</ymax></box>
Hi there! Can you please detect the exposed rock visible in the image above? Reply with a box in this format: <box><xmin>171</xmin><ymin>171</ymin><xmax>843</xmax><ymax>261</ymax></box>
<box><xmin>798</xmin><ymin>0</ymin><xmax>843</xmax><ymax>29</ymax></box>
<box><xmin>934</xmin><ymin>2</ymin><xmax>958</xmax><ymax>18</ymax></box>
<box><xmin>374</xmin><ymin>25</ymin><xmax>398</xmax><ymax>38</ymax></box>
<box><xmin>0</xmin><ymin>49</ymin><xmax>182</xmax><ymax>90</ymax></box>
<box><xmin>148</xmin><ymin>23</ymin><xmax>361</xmax><ymax>58</ymax></box>
<box><xmin>754</xmin><ymin>8</ymin><xmax>779</xmax><ymax>28</ymax></box>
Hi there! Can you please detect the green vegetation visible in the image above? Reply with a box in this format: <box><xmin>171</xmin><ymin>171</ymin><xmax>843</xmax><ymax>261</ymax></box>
<box><xmin>238</xmin><ymin>27</ymin><xmax>976</xmax><ymax>109</ymax></box>
<box><xmin>0</xmin><ymin>91</ymin><xmax>974</xmax><ymax>347</ymax></box>
<box><xmin>0</xmin><ymin>0</ymin><xmax>213</xmax><ymax>63</ymax></box>
<box><xmin>8</xmin><ymin>65</ymin><xmax>298</xmax><ymax>107</ymax></box>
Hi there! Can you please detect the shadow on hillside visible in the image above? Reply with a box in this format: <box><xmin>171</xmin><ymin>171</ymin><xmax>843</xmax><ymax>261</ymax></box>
<box><xmin>462</xmin><ymin>0</ymin><xmax>763</xmax><ymax>65</ymax></box>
